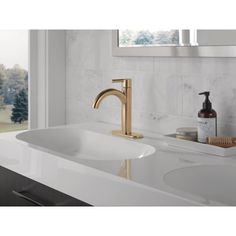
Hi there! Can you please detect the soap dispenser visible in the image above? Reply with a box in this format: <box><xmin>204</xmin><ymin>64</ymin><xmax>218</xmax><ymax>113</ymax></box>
<box><xmin>197</xmin><ymin>91</ymin><xmax>217</xmax><ymax>143</ymax></box>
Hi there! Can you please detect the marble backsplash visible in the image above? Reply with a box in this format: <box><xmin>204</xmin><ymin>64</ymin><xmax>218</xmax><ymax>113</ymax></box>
<box><xmin>66</xmin><ymin>30</ymin><xmax>236</xmax><ymax>135</ymax></box>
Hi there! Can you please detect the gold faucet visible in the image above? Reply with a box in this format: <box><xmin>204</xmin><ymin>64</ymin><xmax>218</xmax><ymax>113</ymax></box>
<box><xmin>92</xmin><ymin>79</ymin><xmax>143</xmax><ymax>139</ymax></box>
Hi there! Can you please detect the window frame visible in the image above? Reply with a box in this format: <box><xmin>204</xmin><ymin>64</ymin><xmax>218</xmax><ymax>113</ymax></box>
<box><xmin>29</xmin><ymin>30</ymin><xmax>66</xmax><ymax>129</ymax></box>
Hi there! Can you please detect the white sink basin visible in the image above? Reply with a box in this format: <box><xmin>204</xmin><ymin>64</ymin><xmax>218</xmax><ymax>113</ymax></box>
<box><xmin>16</xmin><ymin>126</ymin><xmax>155</xmax><ymax>161</ymax></box>
<box><xmin>164</xmin><ymin>165</ymin><xmax>236</xmax><ymax>205</ymax></box>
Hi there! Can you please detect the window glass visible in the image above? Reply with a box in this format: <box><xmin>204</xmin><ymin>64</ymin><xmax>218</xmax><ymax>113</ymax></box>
<box><xmin>0</xmin><ymin>30</ymin><xmax>28</xmax><ymax>133</ymax></box>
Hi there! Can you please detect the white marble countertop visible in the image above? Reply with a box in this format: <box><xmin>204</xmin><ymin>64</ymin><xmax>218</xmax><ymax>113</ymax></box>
<box><xmin>1</xmin><ymin>122</ymin><xmax>235</xmax><ymax>206</ymax></box>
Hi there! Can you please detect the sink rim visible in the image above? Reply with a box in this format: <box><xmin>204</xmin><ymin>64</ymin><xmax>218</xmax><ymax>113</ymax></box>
<box><xmin>16</xmin><ymin>126</ymin><xmax>156</xmax><ymax>161</ymax></box>
<box><xmin>164</xmin><ymin>164</ymin><xmax>236</xmax><ymax>205</ymax></box>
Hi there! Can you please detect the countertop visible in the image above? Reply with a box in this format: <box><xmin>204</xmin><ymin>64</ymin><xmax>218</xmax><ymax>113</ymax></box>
<box><xmin>1</xmin><ymin>122</ymin><xmax>235</xmax><ymax>206</ymax></box>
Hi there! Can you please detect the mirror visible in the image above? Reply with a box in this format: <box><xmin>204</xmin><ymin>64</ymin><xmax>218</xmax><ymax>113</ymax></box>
<box><xmin>119</xmin><ymin>30</ymin><xmax>181</xmax><ymax>47</ymax></box>
<box><xmin>112</xmin><ymin>30</ymin><xmax>236</xmax><ymax>57</ymax></box>
<box><xmin>197</xmin><ymin>30</ymin><xmax>236</xmax><ymax>46</ymax></box>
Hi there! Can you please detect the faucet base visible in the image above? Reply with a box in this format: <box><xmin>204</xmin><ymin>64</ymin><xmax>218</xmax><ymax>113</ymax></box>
<box><xmin>112</xmin><ymin>130</ymin><xmax>143</xmax><ymax>139</ymax></box>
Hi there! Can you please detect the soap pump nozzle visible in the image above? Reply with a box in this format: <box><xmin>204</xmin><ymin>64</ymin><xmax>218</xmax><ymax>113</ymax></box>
<box><xmin>199</xmin><ymin>91</ymin><xmax>212</xmax><ymax>110</ymax></box>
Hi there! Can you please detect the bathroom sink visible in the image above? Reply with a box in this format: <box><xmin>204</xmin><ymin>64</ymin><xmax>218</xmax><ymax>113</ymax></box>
<box><xmin>16</xmin><ymin>126</ymin><xmax>155</xmax><ymax>161</ymax></box>
<box><xmin>164</xmin><ymin>165</ymin><xmax>236</xmax><ymax>205</ymax></box>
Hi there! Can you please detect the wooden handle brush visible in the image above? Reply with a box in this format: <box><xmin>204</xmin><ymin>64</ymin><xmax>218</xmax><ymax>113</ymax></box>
<box><xmin>207</xmin><ymin>137</ymin><xmax>236</xmax><ymax>148</ymax></box>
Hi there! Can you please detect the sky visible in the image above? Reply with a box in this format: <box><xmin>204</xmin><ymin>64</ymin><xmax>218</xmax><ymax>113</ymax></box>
<box><xmin>0</xmin><ymin>30</ymin><xmax>28</xmax><ymax>70</ymax></box>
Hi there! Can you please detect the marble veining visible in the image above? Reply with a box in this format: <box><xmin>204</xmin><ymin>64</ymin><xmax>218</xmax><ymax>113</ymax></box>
<box><xmin>66</xmin><ymin>30</ymin><xmax>236</xmax><ymax>135</ymax></box>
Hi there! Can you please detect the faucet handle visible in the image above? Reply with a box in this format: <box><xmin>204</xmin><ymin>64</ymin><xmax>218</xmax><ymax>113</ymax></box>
<box><xmin>112</xmin><ymin>79</ymin><xmax>132</xmax><ymax>88</ymax></box>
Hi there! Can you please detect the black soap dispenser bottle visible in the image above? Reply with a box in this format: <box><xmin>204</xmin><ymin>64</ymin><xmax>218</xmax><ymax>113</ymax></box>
<box><xmin>197</xmin><ymin>91</ymin><xmax>217</xmax><ymax>143</ymax></box>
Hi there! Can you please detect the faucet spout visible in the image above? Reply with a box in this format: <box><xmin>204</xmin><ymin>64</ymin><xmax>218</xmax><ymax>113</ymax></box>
<box><xmin>92</xmin><ymin>88</ymin><xmax>126</xmax><ymax>109</ymax></box>
<box><xmin>92</xmin><ymin>79</ymin><xmax>143</xmax><ymax>139</ymax></box>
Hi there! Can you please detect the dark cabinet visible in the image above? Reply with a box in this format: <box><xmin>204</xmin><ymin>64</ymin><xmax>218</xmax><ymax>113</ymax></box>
<box><xmin>0</xmin><ymin>165</ymin><xmax>91</xmax><ymax>206</ymax></box>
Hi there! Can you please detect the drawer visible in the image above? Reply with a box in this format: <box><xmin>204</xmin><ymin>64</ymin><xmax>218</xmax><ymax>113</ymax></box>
<box><xmin>0</xmin><ymin>166</ymin><xmax>91</xmax><ymax>206</ymax></box>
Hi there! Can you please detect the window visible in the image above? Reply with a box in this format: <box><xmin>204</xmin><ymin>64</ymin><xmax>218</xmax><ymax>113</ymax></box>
<box><xmin>0</xmin><ymin>30</ymin><xmax>28</xmax><ymax>133</ymax></box>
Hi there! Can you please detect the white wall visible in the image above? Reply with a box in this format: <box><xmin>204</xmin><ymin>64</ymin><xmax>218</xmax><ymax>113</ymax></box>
<box><xmin>66</xmin><ymin>30</ymin><xmax>236</xmax><ymax>135</ymax></box>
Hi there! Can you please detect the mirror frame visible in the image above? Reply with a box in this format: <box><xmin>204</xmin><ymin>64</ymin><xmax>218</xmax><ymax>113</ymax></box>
<box><xmin>112</xmin><ymin>30</ymin><xmax>236</xmax><ymax>57</ymax></box>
